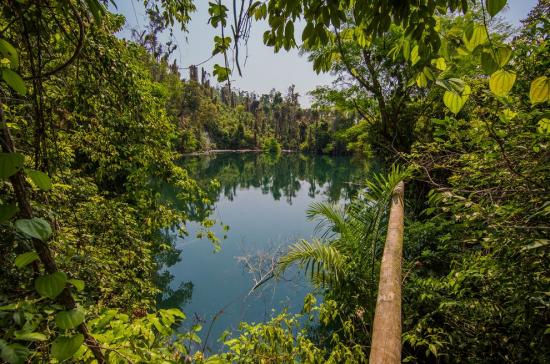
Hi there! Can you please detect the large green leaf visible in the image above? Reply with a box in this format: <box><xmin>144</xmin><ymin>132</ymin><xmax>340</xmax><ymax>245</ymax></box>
<box><xmin>25</xmin><ymin>169</ymin><xmax>52</xmax><ymax>191</ymax></box>
<box><xmin>530</xmin><ymin>76</ymin><xmax>549</xmax><ymax>104</ymax></box>
<box><xmin>51</xmin><ymin>334</ymin><xmax>84</xmax><ymax>362</ymax></box>
<box><xmin>15</xmin><ymin>218</ymin><xmax>52</xmax><ymax>241</ymax></box>
<box><xmin>14</xmin><ymin>331</ymin><xmax>47</xmax><ymax>342</ymax></box>
<box><xmin>0</xmin><ymin>152</ymin><xmax>24</xmax><ymax>179</ymax></box>
<box><xmin>0</xmin><ymin>39</ymin><xmax>19</xmax><ymax>68</ymax></box>
<box><xmin>0</xmin><ymin>340</ymin><xmax>30</xmax><ymax>364</ymax></box>
<box><xmin>443</xmin><ymin>84</ymin><xmax>471</xmax><ymax>114</ymax></box>
<box><xmin>67</xmin><ymin>279</ymin><xmax>85</xmax><ymax>292</ymax></box>
<box><xmin>35</xmin><ymin>272</ymin><xmax>67</xmax><ymax>299</ymax></box>
<box><xmin>410</xmin><ymin>45</ymin><xmax>420</xmax><ymax>66</ymax></box>
<box><xmin>486</xmin><ymin>0</ymin><xmax>507</xmax><ymax>17</ymax></box>
<box><xmin>493</xmin><ymin>46</ymin><xmax>512</xmax><ymax>67</ymax></box>
<box><xmin>463</xmin><ymin>25</ymin><xmax>488</xmax><ymax>51</ymax></box>
<box><xmin>489</xmin><ymin>70</ymin><xmax>516</xmax><ymax>97</ymax></box>
<box><xmin>14</xmin><ymin>251</ymin><xmax>39</xmax><ymax>269</ymax></box>
<box><xmin>0</xmin><ymin>203</ymin><xmax>18</xmax><ymax>222</ymax></box>
<box><xmin>2</xmin><ymin>69</ymin><xmax>26</xmax><ymax>96</ymax></box>
<box><xmin>481</xmin><ymin>51</ymin><xmax>499</xmax><ymax>75</ymax></box>
<box><xmin>55</xmin><ymin>309</ymin><xmax>85</xmax><ymax>330</ymax></box>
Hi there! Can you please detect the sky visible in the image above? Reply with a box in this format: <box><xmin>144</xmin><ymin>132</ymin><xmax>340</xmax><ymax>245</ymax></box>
<box><xmin>113</xmin><ymin>0</ymin><xmax>538</xmax><ymax>106</ymax></box>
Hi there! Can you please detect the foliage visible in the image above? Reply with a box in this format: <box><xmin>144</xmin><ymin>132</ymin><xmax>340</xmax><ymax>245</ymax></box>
<box><xmin>204</xmin><ymin>297</ymin><xmax>367</xmax><ymax>363</ymax></box>
<box><xmin>277</xmin><ymin>165</ymin><xmax>409</xmax><ymax>352</ymax></box>
<box><xmin>261</xmin><ymin>136</ymin><xmax>282</xmax><ymax>154</ymax></box>
<box><xmin>0</xmin><ymin>0</ymin><xmax>549</xmax><ymax>363</ymax></box>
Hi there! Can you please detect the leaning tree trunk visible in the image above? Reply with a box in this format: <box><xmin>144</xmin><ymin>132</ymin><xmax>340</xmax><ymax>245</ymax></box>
<box><xmin>369</xmin><ymin>181</ymin><xmax>405</xmax><ymax>364</ymax></box>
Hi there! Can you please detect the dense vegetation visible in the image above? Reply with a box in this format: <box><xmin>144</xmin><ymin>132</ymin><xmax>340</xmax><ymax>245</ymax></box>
<box><xmin>0</xmin><ymin>0</ymin><xmax>548</xmax><ymax>363</ymax></box>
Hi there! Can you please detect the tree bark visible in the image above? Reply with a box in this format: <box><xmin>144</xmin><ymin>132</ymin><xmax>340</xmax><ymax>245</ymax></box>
<box><xmin>369</xmin><ymin>181</ymin><xmax>405</xmax><ymax>364</ymax></box>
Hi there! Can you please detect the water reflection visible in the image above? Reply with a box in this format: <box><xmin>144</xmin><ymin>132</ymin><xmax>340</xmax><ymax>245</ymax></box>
<box><xmin>156</xmin><ymin>152</ymin><xmax>365</xmax><ymax>352</ymax></box>
<box><xmin>185</xmin><ymin>152</ymin><xmax>364</xmax><ymax>207</ymax></box>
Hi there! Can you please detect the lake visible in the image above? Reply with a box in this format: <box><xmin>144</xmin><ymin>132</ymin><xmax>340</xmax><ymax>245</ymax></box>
<box><xmin>157</xmin><ymin>152</ymin><xmax>366</xmax><ymax>353</ymax></box>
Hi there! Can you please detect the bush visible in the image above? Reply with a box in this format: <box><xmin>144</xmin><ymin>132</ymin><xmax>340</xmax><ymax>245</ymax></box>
<box><xmin>262</xmin><ymin>137</ymin><xmax>282</xmax><ymax>154</ymax></box>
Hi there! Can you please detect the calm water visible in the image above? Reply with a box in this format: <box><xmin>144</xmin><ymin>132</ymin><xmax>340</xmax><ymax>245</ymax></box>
<box><xmin>157</xmin><ymin>152</ymin><xmax>365</xmax><ymax>352</ymax></box>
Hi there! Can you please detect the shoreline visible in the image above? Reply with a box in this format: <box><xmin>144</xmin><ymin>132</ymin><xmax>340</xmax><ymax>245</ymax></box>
<box><xmin>181</xmin><ymin>148</ymin><xmax>297</xmax><ymax>156</ymax></box>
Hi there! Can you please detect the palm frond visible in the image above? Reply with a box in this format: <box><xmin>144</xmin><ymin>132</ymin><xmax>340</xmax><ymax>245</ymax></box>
<box><xmin>306</xmin><ymin>201</ymin><xmax>348</xmax><ymax>239</ymax></box>
<box><xmin>277</xmin><ymin>239</ymin><xmax>349</xmax><ymax>287</ymax></box>
<box><xmin>364</xmin><ymin>164</ymin><xmax>409</xmax><ymax>203</ymax></box>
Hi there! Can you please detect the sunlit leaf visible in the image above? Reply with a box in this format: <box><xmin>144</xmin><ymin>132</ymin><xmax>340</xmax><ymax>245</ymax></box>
<box><xmin>432</xmin><ymin>57</ymin><xmax>446</xmax><ymax>71</ymax></box>
<box><xmin>493</xmin><ymin>45</ymin><xmax>512</xmax><ymax>67</ymax></box>
<box><xmin>68</xmin><ymin>279</ymin><xmax>85</xmax><ymax>291</ymax></box>
<box><xmin>530</xmin><ymin>76</ymin><xmax>549</xmax><ymax>104</ymax></box>
<box><xmin>0</xmin><ymin>39</ymin><xmax>19</xmax><ymax>68</ymax></box>
<box><xmin>410</xmin><ymin>45</ymin><xmax>420</xmax><ymax>66</ymax></box>
<box><xmin>416</xmin><ymin>72</ymin><xmax>428</xmax><ymax>88</ymax></box>
<box><xmin>443</xmin><ymin>84</ymin><xmax>471</xmax><ymax>114</ymax></box>
<box><xmin>537</xmin><ymin>118</ymin><xmax>550</xmax><ymax>134</ymax></box>
<box><xmin>463</xmin><ymin>25</ymin><xmax>488</xmax><ymax>51</ymax></box>
<box><xmin>13</xmin><ymin>331</ymin><xmax>47</xmax><ymax>342</ymax></box>
<box><xmin>26</xmin><ymin>169</ymin><xmax>52</xmax><ymax>191</ymax></box>
<box><xmin>14</xmin><ymin>252</ymin><xmax>39</xmax><ymax>269</ymax></box>
<box><xmin>489</xmin><ymin>70</ymin><xmax>516</xmax><ymax>97</ymax></box>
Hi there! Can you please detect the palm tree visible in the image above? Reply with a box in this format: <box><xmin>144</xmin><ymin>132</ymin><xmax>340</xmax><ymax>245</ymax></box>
<box><xmin>277</xmin><ymin>165</ymin><xmax>408</xmax><ymax>326</ymax></box>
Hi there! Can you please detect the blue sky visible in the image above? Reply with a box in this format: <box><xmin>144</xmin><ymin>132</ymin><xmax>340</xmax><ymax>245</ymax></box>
<box><xmin>113</xmin><ymin>0</ymin><xmax>537</xmax><ymax>105</ymax></box>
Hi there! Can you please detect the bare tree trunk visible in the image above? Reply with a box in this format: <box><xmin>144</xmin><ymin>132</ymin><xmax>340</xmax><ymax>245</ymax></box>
<box><xmin>369</xmin><ymin>181</ymin><xmax>405</xmax><ymax>364</ymax></box>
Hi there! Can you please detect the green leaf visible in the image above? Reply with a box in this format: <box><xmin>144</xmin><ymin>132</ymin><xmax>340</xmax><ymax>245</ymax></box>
<box><xmin>35</xmin><ymin>271</ymin><xmax>67</xmax><ymax>299</ymax></box>
<box><xmin>443</xmin><ymin>84</ymin><xmax>471</xmax><ymax>114</ymax></box>
<box><xmin>530</xmin><ymin>76</ymin><xmax>549</xmax><ymax>104</ymax></box>
<box><xmin>0</xmin><ymin>340</ymin><xmax>30</xmax><ymax>364</ymax></box>
<box><xmin>481</xmin><ymin>51</ymin><xmax>499</xmax><ymax>75</ymax></box>
<box><xmin>2</xmin><ymin>69</ymin><xmax>26</xmax><ymax>96</ymax></box>
<box><xmin>25</xmin><ymin>169</ymin><xmax>52</xmax><ymax>191</ymax></box>
<box><xmin>410</xmin><ymin>45</ymin><xmax>420</xmax><ymax>66</ymax></box>
<box><xmin>463</xmin><ymin>25</ymin><xmax>488</xmax><ymax>51</ymax></box>
<box><xmin>489</xmin><ymin>70</ymin><xmax>516</xmax><ymax>97</ymax></box>
<box><xmin>432</xmin><ymin>57</ymin><xmax>446</xmax><ymax>71</ymax></box>
<box><xmin>486</xmin><ymin>0</ymin><xmax>507</xmax><ymax>17</ymax></box>
<box><xmin>0</xmin><ymin>304</ymin><xmax>18</xmax><ymax>311</ymax></box>
<box><xmin>14</xmin><ymin>331</ymin><xmax>47</xmax><ymax>341</ymax></box>
<box><xmin>0</xmin><ymin>39</ymin><xmax>19</xmax><ymax>68</ymax></box>
<box><xmin>537</xmin><ymin>118</ymin><xmax>550</xmax><ymax>134</ymax></box>
<box><xmin>213</xmin><ymin>64</ymin><xmax>230</xmax><ymax>82</ymax></box>
<box><xmin>493</xmin><ymin>46</ymin><xmax>512</xmax><ymax>67</ymax></box>
<box><xmin>416</xmin><ymin>72</ymin><xmax>428</xmax><ymax>88</ymax></box>
<box><xmin>0</xmin><ymin>152</ymin><xmax>24</xmax><ymax>179</ymax></box>
<box><xmin>14</xmin><ymin>251</ymin><xmax>39</xmax><ymax>269</ymax></box>
<box><xmin>67</xmin><ymin>279</ymin><xmax>85</xmax><ymax>291</ymax></box>
<box><xmin>15</xmin><ymin>218</ymin><xmax>52</xmax><ymax>241</ymax></box>
<box><xmin>51</xmin><ymin>334</ymin><xmax>84</xmax><ymax>362</ymax></box>
<box><xmin>0</xmin><ymin>203</ymin><xmax>18</xmax><ymax>222</ymax></box>
<box><xmin>436</xmin><ymin>78</ymin><xmax>465</xmax><ymax>94</ymax></box>
<box><xmin>84</xmin><ymin>0</ymin><xmax>106</xmax><ymax>23</ymax></box>
<box><xmin>55</xmin><ymin>309</ymin><xmax>85</xmax><ymax>330</ymax></box>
